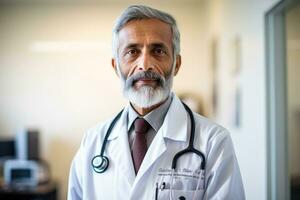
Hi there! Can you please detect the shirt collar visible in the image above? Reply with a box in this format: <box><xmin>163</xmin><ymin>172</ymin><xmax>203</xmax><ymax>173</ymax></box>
<box><xmin>127</xmin><ymin>95</ymin><xmax>173</xmax><ymax>132</ymax></box>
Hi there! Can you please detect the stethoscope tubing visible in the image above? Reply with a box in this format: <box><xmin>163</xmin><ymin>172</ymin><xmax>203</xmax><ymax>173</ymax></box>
<box><xmin>91</xmin><ymin>102</ymin><xmax>206</xmax><ymax>174</ymax></box>
<box><xmin>172</xmin><ymin>103</ymin><xmax>206</xmax><ymax>170</ymax></box>
<box><xmin>91</xmin><ymin>109</ymin><xmax>123</xmax><ymax>173</ymax></box>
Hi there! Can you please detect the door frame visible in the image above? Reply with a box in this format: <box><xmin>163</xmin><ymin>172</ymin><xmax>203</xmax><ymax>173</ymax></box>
<box><xmin>265</xmin><ymin>0</ymin><xmax>300</xmax><ymax>199</ymax></box>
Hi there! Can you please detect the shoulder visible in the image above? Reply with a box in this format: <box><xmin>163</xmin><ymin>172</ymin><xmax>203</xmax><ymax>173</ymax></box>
<box><xmin>193</xmin><ymin>112</ymin><xmax>232</xmax><ymax>151</ymax></box>
<box><xmin>171</xmin><ymin>94</ymin><xmax>230</xmax><ymax>144</ymax></box>
<box><xmin>81</xmin><ymin>111</ymin><xmax>123</xmax><ymax>148</ymax></box>
<box><xmin>193</xmin><ymin>112</ymin><xmax>228</xmax><ymax>136</ymax></box>
<box><xmin>83</xmin><ymin>119</ymin><xmax>111</xmax><ymax>142</ymax></box>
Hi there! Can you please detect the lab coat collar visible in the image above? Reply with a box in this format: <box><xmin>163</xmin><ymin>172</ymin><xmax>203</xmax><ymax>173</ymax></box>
<box><xmin>107</xmin><ymin>93</ymin><xmax>188</xmax><ymax>142</ymax></box>
<box><xmin>161</xmin><ymin>93</ymin><xmax>188</xmax><ymax>142</ymax></box>
<box><xmin>104</xmin><ymin>93</ymin><xmax>189</xmax><ymax>192</ymax></box>
<box><xmin>107</xmin><ymin>105</ymin><xmax>130</xmax><ymax>141</ymax></box>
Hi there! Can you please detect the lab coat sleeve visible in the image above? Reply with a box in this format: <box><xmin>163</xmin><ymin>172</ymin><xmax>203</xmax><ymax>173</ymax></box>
<box><xmin>203</xmin><ymin>130</ymin><xmax>245</xmax><ymax>200</ymax></box>
<box><xmin>67</xmin><ymin>150</ymin><xmax>83</xmax><ymax>200</ymax></box>
<box><xmin>68</xmin><ymin>133</ymin><xmax>87</xmax><ymax>200</ymax></box>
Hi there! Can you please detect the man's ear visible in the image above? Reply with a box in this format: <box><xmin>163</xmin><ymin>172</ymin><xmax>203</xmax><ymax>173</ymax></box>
<box><xmin>174</xmin><ymin>55</ymin><xmax>181</xmax><ymax>76</ymax></box>
<box><xmin>111</xmin><ymin>58</ymin><xmax>119</xmax><ymax>77</ymax></box>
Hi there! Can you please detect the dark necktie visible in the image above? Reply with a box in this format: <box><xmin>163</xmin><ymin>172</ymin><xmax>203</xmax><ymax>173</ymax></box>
<box><xmin>132</xmin><ymin>118</ymin><xmax>150</xmax><ymax>174</ymax></box>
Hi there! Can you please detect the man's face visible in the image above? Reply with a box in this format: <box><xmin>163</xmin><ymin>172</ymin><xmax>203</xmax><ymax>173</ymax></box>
<box><xmin>112</xmin><ymin>19</ymin><xmax>181</xmax><ymax>108</ymax></box>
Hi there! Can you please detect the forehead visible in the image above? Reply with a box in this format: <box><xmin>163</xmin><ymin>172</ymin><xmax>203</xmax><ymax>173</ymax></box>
<box><xmin>117</xmin><ymin>19</ymin><xmax>173</xmax><ymax>49</ymax></box>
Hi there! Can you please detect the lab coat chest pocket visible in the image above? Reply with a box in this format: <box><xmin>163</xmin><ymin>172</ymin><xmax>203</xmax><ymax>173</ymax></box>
<box><xmin>157</xmin><ymin>189</ymin><xmax>204</xmax><ymax>200</ymax></box>
<box><xmin>154</xmin><ymin>168</ymin><xmax>205</xmax><ymax>200</ymax></box>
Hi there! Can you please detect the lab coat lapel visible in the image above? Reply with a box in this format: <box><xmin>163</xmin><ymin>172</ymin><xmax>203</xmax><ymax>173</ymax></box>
<box><xmin>109</xmin><ymin>107</ymin><xmax>136</xmax><ymax>187</ymax></box>
<box><xmin>163</xmin><ymin>95</ymin><xmax>188</xmax><ymax>142</ymax></box>
<box><xmin>131</xmin><ymin>95</ymin><xmax>188</xmax><ymax>188</ymax></box>
<box><xmin>132</xmin><ymin>127</ymin><xmax>167</xmax><ymax>186</ymax></box>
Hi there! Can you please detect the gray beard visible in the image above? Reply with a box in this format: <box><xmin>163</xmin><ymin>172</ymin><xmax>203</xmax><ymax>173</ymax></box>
<box><xmin>118</xmin><ymin>67</ymin><xmax>174</xmax><ymax>108</ymax></box>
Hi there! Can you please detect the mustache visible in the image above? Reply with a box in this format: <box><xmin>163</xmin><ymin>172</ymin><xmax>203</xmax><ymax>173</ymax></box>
<box><xmin>124</xmin><ymin>71</ymin><xmax>166</xmax><ymax>88</ymax></box>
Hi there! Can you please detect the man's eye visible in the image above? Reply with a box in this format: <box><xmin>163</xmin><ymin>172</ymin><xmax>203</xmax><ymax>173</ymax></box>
<box><xmin>153</xmin><ymin>48</ymin><xmax>165</xmax><ymax>55</ymax></box>
<box><xmin>127</xmin><ymin>49</ymin><xmax>137</xmax><ymax>55</ymax></box>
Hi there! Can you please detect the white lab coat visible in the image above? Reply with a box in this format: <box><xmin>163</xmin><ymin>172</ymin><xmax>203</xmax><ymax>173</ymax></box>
<box><xmin>68</xmin><ymin>94</ymin><xmax>245</xmax><ymax>200</ymax></box>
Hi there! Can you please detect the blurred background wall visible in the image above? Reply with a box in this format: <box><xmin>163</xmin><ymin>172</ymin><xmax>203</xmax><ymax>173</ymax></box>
<box><xmin>206</xmin><ymin>0</ymin><xmax>281</xmax><ymax>199</ymax></box>
<box><xmin>0</xmin><ymin>0</ymin><xmax>210</xmax><ymax>199</ymax></box>
<box><xmin>0</xmin><ymin>0</ymin><xmax>284</xmax><ymax>199</ymax></box>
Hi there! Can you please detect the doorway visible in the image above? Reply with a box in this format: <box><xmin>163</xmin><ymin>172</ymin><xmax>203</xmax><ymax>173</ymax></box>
<box><xmin>266</xmin><ymin>0</ymin><xmax>300</xmax><ymax>199</ymax></box>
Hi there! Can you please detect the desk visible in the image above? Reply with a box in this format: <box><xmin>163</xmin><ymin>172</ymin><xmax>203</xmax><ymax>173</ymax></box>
<box><xmin>0</xmin><ymin>182</ymin><xmax>57</xmax><ymax>200</ymax></box>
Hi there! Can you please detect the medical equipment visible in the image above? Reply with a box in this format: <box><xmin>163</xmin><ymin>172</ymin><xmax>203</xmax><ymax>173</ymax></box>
<box><xmin>91</xmin><ymin>109</ymin><xmax>123</xmax><ymax>173</ymax></box>
<box><xmin>4</xmin><ymin>160</ymin><xmax>39</xmax><ymax>187</ymax></box>
<box><xmin>91</xmin><ymin>102</ymin><xmax>206</xmax><ymax>198</ymax></box>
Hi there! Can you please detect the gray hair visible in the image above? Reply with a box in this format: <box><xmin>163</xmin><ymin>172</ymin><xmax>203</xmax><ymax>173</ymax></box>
<box><xmin>112</xmin><ymin>5</ymin><xmax>180</xmax><ymax>60</ymax></box>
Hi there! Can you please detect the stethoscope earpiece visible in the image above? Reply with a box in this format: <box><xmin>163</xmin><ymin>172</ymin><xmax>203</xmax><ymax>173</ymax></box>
<box><xmin>92</xmin><ymin>155</ymin><xmax>109</xmax><ymax>173</ymax></box>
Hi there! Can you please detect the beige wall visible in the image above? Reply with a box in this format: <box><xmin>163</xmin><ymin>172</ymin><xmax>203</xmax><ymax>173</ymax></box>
<box><xmin>207</xmin><ymin>0</ymin><xmax>280</xmax><ymax>199</ymax></box>
<box><xmin>0</xmin><ymin>1</ymin><xmax>209</xmax><ymax>199</ymax></box>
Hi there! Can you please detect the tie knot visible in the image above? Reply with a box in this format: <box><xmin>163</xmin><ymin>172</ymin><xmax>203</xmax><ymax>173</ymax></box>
<box><xmin>134</xmin><ymin>118</ymin><xmax>150</xmax><ymax>134</ymax></box>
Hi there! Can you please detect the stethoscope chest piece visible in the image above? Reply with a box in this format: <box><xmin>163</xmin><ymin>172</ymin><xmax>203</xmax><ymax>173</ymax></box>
<box><xmin>92</xmin><ymin>155</ymin><xmax>109</xmax><ymax>173</ymax></box>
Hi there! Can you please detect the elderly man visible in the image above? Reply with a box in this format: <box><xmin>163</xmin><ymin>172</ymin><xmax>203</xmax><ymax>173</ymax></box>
<box><xmin>68</xmin><ymin>5</ymin><xmax>245</xmax><ymax>200</ymax></box>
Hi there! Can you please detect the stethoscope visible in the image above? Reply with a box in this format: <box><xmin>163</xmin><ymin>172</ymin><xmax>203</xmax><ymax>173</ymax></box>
<box><xmin>91</xmin><ymin>101</ymin><xmax>206</xmax><ymax>177</ymax></box>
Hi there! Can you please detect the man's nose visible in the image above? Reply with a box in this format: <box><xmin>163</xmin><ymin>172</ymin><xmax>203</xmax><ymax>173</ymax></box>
<box><xmin>137</xmin><ymin>52</ymin><xmax>153</xmax><ymax>71</ymax></box>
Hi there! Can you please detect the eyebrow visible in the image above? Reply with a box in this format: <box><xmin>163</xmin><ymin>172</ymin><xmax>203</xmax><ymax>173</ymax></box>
<box><xmin>123</xmin><ymin>43</ymin><xmax>142</xmax><ymax>50</ymax></box>
<box><xmin>123</xmin><ymin>42</ymin><xmax>169</xmax><ymax>51</ymax></box>
<box><xmin>150</xmin><ymin>43</ymin><xmax>169</xmax><ymax>50</ymax></box>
